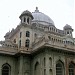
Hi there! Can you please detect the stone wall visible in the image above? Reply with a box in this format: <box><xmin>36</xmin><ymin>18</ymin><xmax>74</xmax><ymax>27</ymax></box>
<box><xmin>31</xmin><ymin>48</ymin><xmax>75</xmax><ymax>75</ymax></box>
<box><xmin>0</xmin><ymin>55</ymin><xmax>18</xmax><ymax>75</ymax></box>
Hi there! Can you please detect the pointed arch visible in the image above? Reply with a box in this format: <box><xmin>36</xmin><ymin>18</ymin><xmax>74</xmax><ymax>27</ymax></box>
<box><xmin>34</xmin><ymin>62</ymin><xmax>39</xmax><ymax>70</ymax></box>
<box><xmin>56</xmin><ymin>60</ymin><xmax>64</xmax><ymax>75</ymax></box>
<box><xmin>34</xmin><ymin>61</ymin><xmax>40</xmax><ymax>75</ymax></box>
<box><xmin>68</xmin><ymin>62</ymin><xmax>75</xmax><ymax>75</ymax></box>
<box><xmin>2</xmin><ymin>63</ymin><xmax>11</xmax><ymax>75</ymax></box>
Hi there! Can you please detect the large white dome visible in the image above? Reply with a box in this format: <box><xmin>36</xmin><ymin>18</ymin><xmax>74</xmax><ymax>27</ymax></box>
<box><xmin>32</xmin><ymin>7</ymin><xmax>54</xmax><ymax>26</ymax></box>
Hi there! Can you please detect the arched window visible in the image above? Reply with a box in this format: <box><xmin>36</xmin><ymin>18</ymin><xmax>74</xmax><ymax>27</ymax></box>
<box><xmin>52</xmin><ymin>38</ymin><xmax>53</xmax><ymax>41</ymax></box>
<box><xmin>69</xmin><ymin>63</ymin><xmax>74</xmax><ymax>75</ymax></box>
<box><xmin>24</xmin><ymin>17</ymin><xmax>26</xmax><ymax>22</ymax></box>
<box><xmin>27</xmin><ymin>18</ymin><xmax>29</xmax><ymax>24</ymax></box>
<box><xmin>34</xmin><ymin>62</ymin><xmax>40</xmax><ymax>75</ymax></box>
<box><xmin>35</xmin><ymin>62</ymin><xmax>39</xmax><ymax>70</ymax></box>
<box><xmin>56</xmin><ymin>61</ymin><xmax>63</xmax><ymax>75</ymax></box>
<box><xmin>50</xmin><ymin>27</ymin><xmax>51</xmax><ymax>30</ymax></box>
<box><xmin>56</xmin><ymin>39</ymin><xmax>57</xmax><ymax>42</ymax></box>
<box><xmin>13</xmin><ymin>39</ymin><xmax>16</xmax><ymax>43</ymax></box>
<box><xmin>44</xmin><ymin>57</ymin><xmax>46</xmax><ymax>67</ymax></box>
<box><xmin>19</xmin><ymin>40</ymin><xmax>21</xmax><ymax>48</ymax></box>
<box><xmin>26</xmin><ymin>31</ymin><xmax>30</xmax><ymax>37</ymax></box>
<box><xmin>2</xmin><ymin>63</ymin><xmax>11</xmax><ymax>75</ymax></box>
<box><xmin>49</xmin><ymin>57</ymin><xmax>52</xmax><ymax>68</ymax></box>
<box><xmin>67</xmin><ymin>31</ymin><xmax>69</xmax><ymax>34</ymax></box>
<box><xmin>25</xmin><ymin>39</ymin><xmax>30</xmax><ymax>47</ymax></box>
<box><xmin>48</xmin><ymin>36</ymin><xmax>51</xmax><ymax>40</ymax></box>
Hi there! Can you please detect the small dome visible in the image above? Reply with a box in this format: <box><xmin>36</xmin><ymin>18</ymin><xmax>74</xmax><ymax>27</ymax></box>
<box><xmin>32</xmin><ymin>7</ymin><xmax>54</xmax><ymax>26</ymax></box>
<box><xmin>19</xmin><ymin>10</ymin><xmax>33</xmax><ymax>19</ymax></box>
<box><xmin>64</xmin><ymin>24</ymin><xmax>73</xmax><ymax>30</ymax></box>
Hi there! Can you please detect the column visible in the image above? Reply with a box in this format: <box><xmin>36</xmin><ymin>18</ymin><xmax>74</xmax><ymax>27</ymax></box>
<box><xmin>46</xmin><ymin>52</ymin><xmax>49</xmax><ymax>75</ymax></box>
<box><xmin>18</xmin><ymin>55</ymin><xmax>23</xmax><ymax>75</ymax></box>
<box><xmin>65</xmin><ymin>57</ymin><xmax>68</xmax><ymax>75</ymax></box>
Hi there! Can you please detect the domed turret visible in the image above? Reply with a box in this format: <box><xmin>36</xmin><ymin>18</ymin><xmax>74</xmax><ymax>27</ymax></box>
<box><xmin>32</xmin><ymin>7</ymin><xmax>54</xmax><ymax>26</ymax></box>
<box><xmin>19</xmin><ymin>10</ymin><xmax>33</xmax><ymax>24</ymax></box>
<box><xmin>63</xmin><ymin>24</ymin><xmax>73</xmax><ymax>37</ymax></box>
<box><xmin>63</xmin><ymin>24</ymin><xmax>73</xmax><ymax>30</ymax></box>
<box><xmin>19</xmin><ymin>10</ymin><xmax>33</xmax><ymax>19</ymax></box>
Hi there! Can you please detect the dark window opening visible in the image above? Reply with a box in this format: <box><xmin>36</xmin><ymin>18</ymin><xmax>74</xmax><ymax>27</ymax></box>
<box><xmin>14</xmin><ymin>39</ymin><xmax>16</xmax><ymax>43</ymax></box>
<box><xmin>44</xmin><ymin>58</ymin><xmax>46</xmax><ymax>67</ymax></box>
<box><xmin>27</xmin><ymin>18</ymin><xmax>29</xmax><ymax>24</ymax></box>
<box><xmin>19</xmin><ymin>40</ymin><xmax>21</xmax><ymax>48</ymax></box>
<box><xmin>56</xmin><ymin>62</ymin><xmax>63</xmax><ymax>75</ymax></box>
<box><xmin>67</xmin><ymin>31</ymin><xmax>69</xmax><ymax>34</ymax></box>
<box><xmin>25</xmin><ymin>39</ymin><xmax>30</xmax><ymax>47</ymax></box>
<box><xmin>48</xmin><ymin>36</ymin><xmax>51</xmax><ymax>40</ymax></box>
<box><xmin>50</xmin><ymin>27</ymin><xmax>51</xmax><ymax>30</ymax></box>
<box><xmin>24</xmin><ymin>17</ymin><xmax>26</xmax><ymax>22</ymax></box>
<box><xmin>26</xmin><ymin>31</ymin><xmax>30</xmax><ymax>37</ymax></box>
<box><xmin>69</xmin><ymin>63</ymin><xmax>74</xmax><ymax>75</ymax></box>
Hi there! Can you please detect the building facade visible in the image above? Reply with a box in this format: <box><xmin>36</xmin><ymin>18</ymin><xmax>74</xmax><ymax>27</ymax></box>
<box><xmin>0</xmin><ymin>7</ymin><xmax>75</xmax><ymax>75</ymax></box>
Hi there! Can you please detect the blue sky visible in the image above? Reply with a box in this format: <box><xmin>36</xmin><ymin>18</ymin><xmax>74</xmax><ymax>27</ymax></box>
<box><xmin>0</xmin><ymin>0</ymin><xmax>74</xmax><ymax>40</ymax></box>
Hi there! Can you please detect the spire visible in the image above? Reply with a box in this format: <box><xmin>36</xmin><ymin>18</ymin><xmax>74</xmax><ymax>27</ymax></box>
<box><xmin>35</xmin><ymin>7</ymin><xmax>39</xmax><ymax>12</ymax></box>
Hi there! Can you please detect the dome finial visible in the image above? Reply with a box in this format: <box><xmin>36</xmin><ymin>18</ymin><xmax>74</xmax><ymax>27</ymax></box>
<box><xmin>35</xmin><ymin>7</ymin><xmax>39</xmax><ymax>12</ymax></box>
<box><xmin>36</xmin><ymin>7</ymin><xmax>38</xmax><ymax>10</ymax></box>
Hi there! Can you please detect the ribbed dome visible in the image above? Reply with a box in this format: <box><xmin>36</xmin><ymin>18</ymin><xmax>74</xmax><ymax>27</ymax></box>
<box><xmin>32</xmin><ymin>7</ymin><xmax>54</xmax><ymax>26</ymax></box>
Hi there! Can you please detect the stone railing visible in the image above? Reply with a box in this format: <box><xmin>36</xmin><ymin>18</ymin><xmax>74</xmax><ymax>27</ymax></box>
<box><xmin>0</xmin><ymin>46</ymin><xmax>18</xmax><ymax>55</ymax></box>
<box><xmin>32</xmin><ymin>38</ymin><xmax>75</xmax><ymax>52</ymax></box>
<box><xmin>47</xmin><ymin>40</ymin><xmax>75</xmax><ymax>51</ymax></box>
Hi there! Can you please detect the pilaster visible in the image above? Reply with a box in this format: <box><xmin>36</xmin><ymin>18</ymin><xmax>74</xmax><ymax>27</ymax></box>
<box><xmin>45</xmin><ymin>50</ymin><xmax>49</xmax><ymax>75</ymax></box>
<box><xmin>65</xmin><ymin>57</ymin><xmax>68</xmax><ymax>75</ymax></box>
<box><xmin>18</xmin><ymin>55</ymin><xmax>23</xmax><ymax>75</ymax></box>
